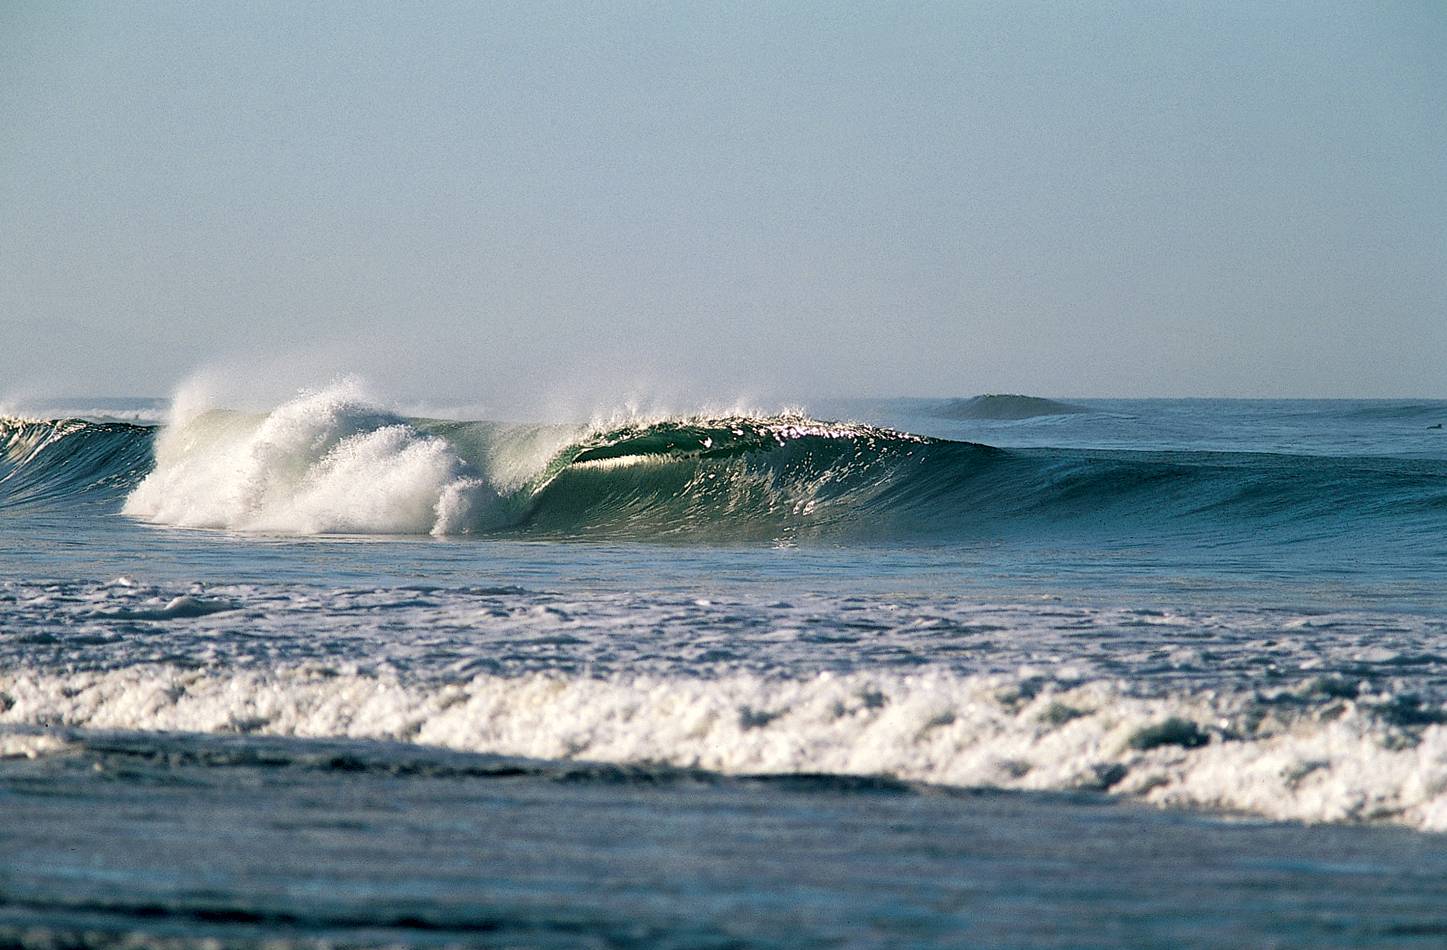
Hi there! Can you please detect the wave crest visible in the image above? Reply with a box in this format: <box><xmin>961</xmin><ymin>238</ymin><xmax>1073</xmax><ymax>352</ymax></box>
<box><xmin>117</xmin><ymin>385</ymin><xmax>960</xmax><ymax>538</ymax></box>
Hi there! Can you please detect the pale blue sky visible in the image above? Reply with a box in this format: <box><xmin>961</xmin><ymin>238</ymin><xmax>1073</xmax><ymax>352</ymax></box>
<box><xmin>3</xmin><ymin>1</ymin><xmax>1444</xmax><ymax>404</ymax></box>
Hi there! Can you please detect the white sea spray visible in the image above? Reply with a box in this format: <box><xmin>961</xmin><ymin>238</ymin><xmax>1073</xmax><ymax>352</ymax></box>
<box><xmin>123</xmin><ymin>382</ymin><xmax>499</xmax><ymax>535</ymax></box>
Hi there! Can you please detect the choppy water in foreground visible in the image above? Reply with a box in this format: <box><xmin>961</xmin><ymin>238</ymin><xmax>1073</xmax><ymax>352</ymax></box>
<box><xmin>2</xmin><ymin>392</ymin><xmax>1446</xmax><ymax>947</ymax></box>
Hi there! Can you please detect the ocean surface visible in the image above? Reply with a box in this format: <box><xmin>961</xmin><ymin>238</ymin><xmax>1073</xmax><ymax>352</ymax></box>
<box><xmin>2</xmin><ymin>389</ymin><xmax>1446</xmax><ymax>948</ymax></box>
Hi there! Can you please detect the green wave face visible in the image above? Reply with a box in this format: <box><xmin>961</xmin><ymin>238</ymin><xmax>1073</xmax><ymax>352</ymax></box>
<box><xmin>417</xmin><ymin>414</ymin><xmax>976</xmax><ymax>539</ymax></box>
<box><xmin>516</xmin><ymin>417</ymin><xmax>981</xmax><ymax>540</ymax></box>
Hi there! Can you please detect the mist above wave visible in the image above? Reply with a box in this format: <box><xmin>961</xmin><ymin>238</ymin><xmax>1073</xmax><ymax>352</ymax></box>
<box><xmin>123</xmin><ymin>384</ymin><xmax>499</xmax><ymax>535</ymax></box>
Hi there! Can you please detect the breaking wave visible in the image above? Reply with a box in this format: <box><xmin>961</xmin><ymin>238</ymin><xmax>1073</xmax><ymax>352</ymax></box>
<box><xmin>3</xmin><ymin>663</ymin><xmax>1446</xmax><ymax>830</ymax></box>
<box><xmin>3</xmin><ymin>386</ymin><xmax>1445</xmax><ymax>544</ymax></box>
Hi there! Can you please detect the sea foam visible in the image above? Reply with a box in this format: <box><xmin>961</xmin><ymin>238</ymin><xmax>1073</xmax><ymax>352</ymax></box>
<box><xmin>123</xmin><ymin>384</ymin><xmax>496</xmax><ymax>535</ymax></box>
<box><xmin>3</xmin><ymin>664</ymin><xmax>1445</xmax><ymax>831</ymax></box>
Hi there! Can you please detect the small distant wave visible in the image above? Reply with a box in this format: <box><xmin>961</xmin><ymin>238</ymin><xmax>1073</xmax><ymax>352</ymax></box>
<box><xmin>1341</xmin><ymin>402</ymin><xmax>1447</xmax><ymax>423</ymax></box>
<box><xmin>933</xmin><ymin>394</ymin><xmax>1090</xmax><ymax>421</ymax></box>
<box><xmin>94</xmin><ymin>594</ymin><xmax>238</xmax><ymax>621</ymax></box>
<box><xmin>3</xmin><ymin>664</ymin><xmax>1445</xmax><ymax>830</ymax></box>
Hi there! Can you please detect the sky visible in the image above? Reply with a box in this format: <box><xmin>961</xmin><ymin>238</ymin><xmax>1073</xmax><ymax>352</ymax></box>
<box><xmin>2</xmin><ymin>1</ymin><xmax>1444</xmax><ymax>407</ymax></box>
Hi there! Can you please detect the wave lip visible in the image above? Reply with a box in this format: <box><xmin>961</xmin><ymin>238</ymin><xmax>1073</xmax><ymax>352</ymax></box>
<box><xmin>3</xmin><ymin>664</ymin><xmax>1445</xmax><ymax>831</ymax></box>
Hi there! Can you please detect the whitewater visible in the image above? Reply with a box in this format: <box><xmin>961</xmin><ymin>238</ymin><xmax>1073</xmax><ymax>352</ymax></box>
<box><xmin>3</xmin><ymin>385</ymin><xmax>1447</xmax><ymax>946</ymax></box>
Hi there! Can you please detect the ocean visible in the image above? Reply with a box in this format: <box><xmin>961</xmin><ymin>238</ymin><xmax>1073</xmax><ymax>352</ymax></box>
<box><xmin>2</xmin><ymin>388</ymin><xmax>1445</xmax><ymax>947</ymax></box>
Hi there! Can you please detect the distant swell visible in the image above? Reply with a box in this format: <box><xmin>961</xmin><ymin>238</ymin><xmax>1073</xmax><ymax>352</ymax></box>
<box><xmin>4</xmin><ymin>388</ymin><xmax>1445</xmax><ymax>545</ymax></box>
<box><xmin>934</xmin><ymin>393</ymin><xmax>1090</xmax><ymax>420</ymax></box>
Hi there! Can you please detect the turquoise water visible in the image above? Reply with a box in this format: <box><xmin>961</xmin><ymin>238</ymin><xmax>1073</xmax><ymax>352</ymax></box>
<box><xmin>2</xmin><ymin>394</ymin><xmax>1446</xmax><ymax>946</ymax></box>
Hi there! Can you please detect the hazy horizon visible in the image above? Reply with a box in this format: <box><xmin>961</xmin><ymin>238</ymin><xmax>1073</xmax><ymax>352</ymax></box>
<box><xmin>4</xmin><ymin>2</ymin><xmax>1444</xmax><ymax>406</ymax></box>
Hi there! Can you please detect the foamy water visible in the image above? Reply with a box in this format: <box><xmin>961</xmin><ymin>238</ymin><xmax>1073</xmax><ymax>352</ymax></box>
<box><xmin>5</xmin><ymin>391</ymin><xmax>1447</xmax><ymax>947</ymax></box>
<box><xmin>7</xmin><ymin>663</ymin><xmax>1446</xmax><ymax>829</ymax></box>
<box><xmin>3</xmin><ymin>574</ymin><xmax>1446</xmax><ymax>830</ymax></box>
<box><xmin>3</xmin><ymin>394</ymin><xmax>1447</xmax><ymax>829</ymax></box>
